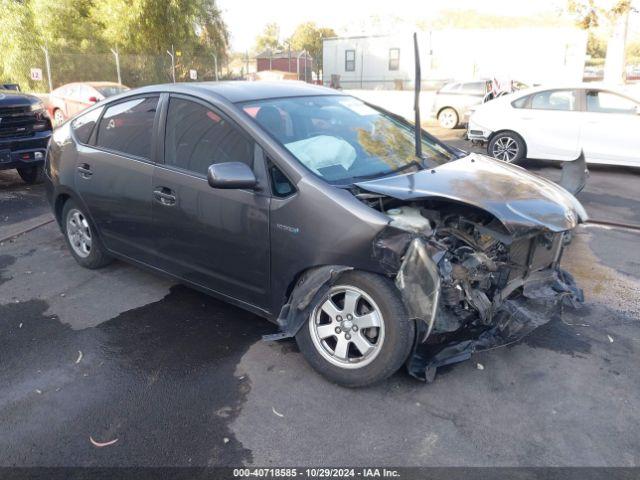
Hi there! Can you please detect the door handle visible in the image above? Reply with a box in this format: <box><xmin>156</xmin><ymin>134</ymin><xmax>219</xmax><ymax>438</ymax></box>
<box><xmin>153</xmin><ymin>187</ymin><xmax>176</xmax><ymax>206</ymax></box>
<box><xmin>77</xmin><ymin>163</ymin><xmax>92</xmax><ymax>178</ymax></box>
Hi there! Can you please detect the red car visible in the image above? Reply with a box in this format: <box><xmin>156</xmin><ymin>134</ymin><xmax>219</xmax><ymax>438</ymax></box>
<box><xmin>48</xmin><ymin>82</ymin><xmax>129</xmax><ymax>125</ymax></box>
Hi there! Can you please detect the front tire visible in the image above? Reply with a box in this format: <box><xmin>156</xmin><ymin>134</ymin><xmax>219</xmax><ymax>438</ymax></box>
<box><xmin>17</xmin><ymin>165</ymin><xmax>45</xmax><ymax>184</ymax></box>
<box><xmin>62</xmin><ymin>200</ymin><xmax>113</xmax><ymax>269</ymax></box>
<box><xmin>296</xmin><ymin>271</ymin><xmax>415</xmax><ymax>387</ymax></box>
<box><xmin>488</xmin><ymin>131</ymin><xmax>526</xmax><ymax>164</ymax></box>
<box><xmin>438</xmin><ymin>107</ymin><xmax>459</xmax><ymax>129</ymax></box>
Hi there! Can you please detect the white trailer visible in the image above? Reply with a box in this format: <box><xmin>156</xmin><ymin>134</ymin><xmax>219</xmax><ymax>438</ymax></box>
<box><xmin>323</xmin><ymin>28</ymin><xmax>588</xmax><ymax>89</ymax></box>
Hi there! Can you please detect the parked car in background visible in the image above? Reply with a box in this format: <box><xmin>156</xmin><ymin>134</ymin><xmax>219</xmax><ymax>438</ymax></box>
<box><xmin>0</xmin><ymin>88</ymin><xmax>52</xmax><ymax>183</ymax></box>
<box><xmin>45</xmin><ymin>82</ymin><xmax>584</xmax><ymax>386</ymax></box>
<box><xmin>468</xmin><ymin>84</ymin><xmax>640</xmax><ymax>166</ymax></box>
<box><xmin>48</xmin><ymin>82</ymin><xmax>129</xmax><ymax>125</ymax></box>
<box><xmin>431</xmin><ymin>79</ymin><xmax>528</xmax><ymax>129</ymax></box>
<box><xmin>1</xmin><ymin>83</ymin><xmax>21</xmax><ymax>92</ymax></box>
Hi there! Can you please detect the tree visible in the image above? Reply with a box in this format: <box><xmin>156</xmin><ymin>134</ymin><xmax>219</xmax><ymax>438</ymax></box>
<box><xmin>255</xmin><ymin>22</ymin><xmax>281</xmax><ymax>53</ymax></box>
<box><xmin>92</xmin><ymin>0</ymin><xmax>228</xmax><ymax>55</ymax></box>
<box><xmin>0</xmin><ymin>0</ymin><xmax>43</xmax><ymax>90</ymax></box>
<box><xmin>0</xmin><ymin>0</ymin><xmax>230</xmax><ymax>90</ymax></box>
<box><xmin>288</xmin><ymin>22</ymin><xmax>336</xmax><ymax>78</ymax></box>
<box><xmin>567</xmin><ymin>0</ymin><xmax>637</xmax><ymax>82</ymax></box>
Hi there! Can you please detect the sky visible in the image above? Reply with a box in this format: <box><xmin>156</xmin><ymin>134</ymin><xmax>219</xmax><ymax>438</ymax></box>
<box><xmin>217</xmin><ymin>0</ymin><xmax>567</xmax><ymax>51</ymax></box>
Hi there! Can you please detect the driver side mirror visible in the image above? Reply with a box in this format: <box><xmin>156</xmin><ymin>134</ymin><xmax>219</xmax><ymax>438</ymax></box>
<box><xmin>207</xmin><ymin>162</ymin><xmax>258</xmax><ymax>190</ymax></box>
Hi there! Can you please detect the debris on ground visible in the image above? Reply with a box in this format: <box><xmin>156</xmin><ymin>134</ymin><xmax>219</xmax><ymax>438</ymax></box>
<box><xmin>223</xmin><ymin>437</ymin><xmax>230</xmax><ymax>444</ymax></box>
<box><xmin>476</xmin><ymin>363</ymin><xmax>485</xmax><ymax>371</ymax></box>
<box><xmin>607</xmin><ymin>335</ymin><xmax>614</xmax><ymax>343</ymax></box>
<box><xmin>89</xmin><ymin>436</ymin><xmax>118</xmax><ymax>448</ymax></box>
<box><xmin>75</xmin><ymin>351</ymin><xmax>83</xmax><ymax>364</ymax></box>
<box><xmin>272</xmin><ymin>407</ymin><xmax>284</xmax><ymax>418</ymax></box>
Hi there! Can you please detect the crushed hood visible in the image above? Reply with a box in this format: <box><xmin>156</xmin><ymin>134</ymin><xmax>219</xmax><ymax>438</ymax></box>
<box><xmin>356</xmin><ymin>154</ymin><xmax>588</xmax><ymax>234</ymax></box>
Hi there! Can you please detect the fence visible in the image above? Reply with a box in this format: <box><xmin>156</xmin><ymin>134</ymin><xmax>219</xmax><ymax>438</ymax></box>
<box><xmin>4</xmin><ymin>48</ymin><xmax>256</xmax><ymax>93</ymax></box>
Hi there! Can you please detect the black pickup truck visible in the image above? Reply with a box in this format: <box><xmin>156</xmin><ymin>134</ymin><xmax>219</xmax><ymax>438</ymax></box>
<box><xmin>0</xmin><ymin>88</ymin><xmax>53</xmax><ymax>184</ymax></box>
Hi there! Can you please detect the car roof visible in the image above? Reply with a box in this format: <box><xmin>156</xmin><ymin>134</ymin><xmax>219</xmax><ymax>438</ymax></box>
<box><xmin>502</xmin><ymin>82</ymin><xmax>640</xmax><ymax>101</ymax></box>
<box><xmin>85</xmin><ymin>81</ymin><xmax>126</xmax><ymax>88</ymax></box>
<box><xmin>125</xmin><ymin>81</ymin><xmax>341</xmax><ymax>103</ymax></box>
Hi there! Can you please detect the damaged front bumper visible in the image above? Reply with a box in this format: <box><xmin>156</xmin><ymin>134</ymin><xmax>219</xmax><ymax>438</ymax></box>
<box><xmin>405</xmin><ymin>260</ymin><xmax>583</xmax><ymax>382</ymax></box>
<box><xmin>373</xmin><ymin>208</ymin><xmax>583</xmax><ymax>382</ymax></box>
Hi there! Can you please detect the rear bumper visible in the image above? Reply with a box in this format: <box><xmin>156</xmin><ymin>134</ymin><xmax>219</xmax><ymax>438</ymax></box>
<box><xmin>0</xmin><ymin>132</ymin><xmax>51</xmax><ymax>170</ymax></box>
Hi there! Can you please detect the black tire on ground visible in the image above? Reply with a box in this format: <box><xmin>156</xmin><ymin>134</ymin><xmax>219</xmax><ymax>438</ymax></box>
<box><xmin>487</xmin><ymin>131</ymin><xmax>527</xmax><ymax>164</ymax></box>
<box><xmin>437</xmin><ymin>107</ymin><xmax>459</xmax><ymax>129</ymax></box>
<box><xmin>16</xmin><ymin>165</ymin><xmax>45</xmax><ymax>184</ymax></box>
<box><xmin>61</xmin><ymin>199</ymin><xmax>113</xmax><ymax>269</ymax></box>
<box><xmin>296</xmin><ymin>271</ymin><xmax>415</xmax><ymax>387</ymax></box>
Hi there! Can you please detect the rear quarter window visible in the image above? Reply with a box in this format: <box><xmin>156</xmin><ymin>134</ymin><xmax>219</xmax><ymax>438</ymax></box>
<box><xmin>71</xmin><ymin>107</ymin><xmax>103</xmax><ymax>144</ymax></box>
<box><xmin>511</xmin><ymin>95</ymin><xmax>529</xmax><ymax>109</ymax></box>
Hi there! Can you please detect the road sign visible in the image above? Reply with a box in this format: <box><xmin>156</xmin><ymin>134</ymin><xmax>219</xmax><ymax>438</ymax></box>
<box><xmin>30</xmin><ymin>68</ymin><xmax>43</xmax><ymax>81</ymax></box>
<box><xmin>189</xmin><ymin>69</ymin><xmax>197</xmax><ymax>80</ymax></box>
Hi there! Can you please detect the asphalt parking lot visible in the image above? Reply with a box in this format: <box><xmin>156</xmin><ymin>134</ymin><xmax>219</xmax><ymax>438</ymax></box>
<box><xmin>1</xmin><ymin>129</ymin><xmax>639</xmax><ymax>467</ymax></box>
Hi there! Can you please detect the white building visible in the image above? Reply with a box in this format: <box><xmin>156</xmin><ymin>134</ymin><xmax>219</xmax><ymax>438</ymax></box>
<box><xmin>323</xmin><ymin>28</ymin><xmax>588</xmax><ymax>89</ymax></box>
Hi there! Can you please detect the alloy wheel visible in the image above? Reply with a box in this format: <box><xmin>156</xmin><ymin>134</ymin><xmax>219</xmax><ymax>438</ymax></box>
<box><xmin>66</xmin><ymin>209</ymin><xmax>92</xmax><ymax>258</ymax></box>
<box><xmin>309</xmin><ymin>286</ymin><xmax>385</xmax><ymax>369</ymax></box>
<box><xmin>492</xmin><ymin>136</ymin><xmax>519</xmax><ymax>162</ymax></box>
<box><xmin>438</xmin><ymin>109</ymin><xmax>457</xmax><ymax>129</ymax></box>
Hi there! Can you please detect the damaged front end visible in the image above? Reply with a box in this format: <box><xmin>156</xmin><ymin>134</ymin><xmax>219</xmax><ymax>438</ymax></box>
<box><xmin>372</xmin><ymin>202</ymin><xmax>584</xmax><ymax>381</ymax></box>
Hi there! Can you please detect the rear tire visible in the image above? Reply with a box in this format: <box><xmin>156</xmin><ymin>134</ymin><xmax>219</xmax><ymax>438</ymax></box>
<box><xmin>17</xmin><ymin>165</ymin><xmax>45</xmax><ymax>184</ymax></box>
<box><xmin>62</xmin><ymin>200</ymin><xmax>113</xmax><ymax>269</ymax></box>
<box><xmin>53</xmin><ymin>108</ymin><xmax>65</xmax><ymax>126</ymax></box>
<box><xmin>488</xmin><ymin>131</ymin><xmax>526</xmax><ymax>164</ymax></box>
<box><xmin>438</xmin><ymin>107</ymin><xmax>459</xmax><ymax>129</ymax></box>
<box><xmin>296</xmin><ymin>271</ymin><xmax>415</xmax><ymax>387</ymax></box>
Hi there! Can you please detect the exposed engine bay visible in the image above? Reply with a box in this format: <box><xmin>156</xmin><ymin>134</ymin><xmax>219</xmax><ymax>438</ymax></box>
<box><xmin>367</xmin><ymin>198</ymin><xmax>583</xmax><ymax>381</ymax></box>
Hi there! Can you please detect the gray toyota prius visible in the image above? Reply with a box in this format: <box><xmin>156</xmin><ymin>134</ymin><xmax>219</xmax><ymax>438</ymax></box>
<box><xmin>45</xmin><ymin>81</ymin><xmax>586</xmax><ymax>386</ymax></box>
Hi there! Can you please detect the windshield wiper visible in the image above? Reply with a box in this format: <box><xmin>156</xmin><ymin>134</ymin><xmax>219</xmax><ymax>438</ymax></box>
<box><xmin>346</xmin><ymin>160</ymin><xmax>423</xmax><ymax>184</ymax></box>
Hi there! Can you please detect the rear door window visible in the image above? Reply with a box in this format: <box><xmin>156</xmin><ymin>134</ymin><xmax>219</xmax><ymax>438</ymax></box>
<box><xmin>586</xmin><ymin>91</ymin><xmax>638</xmax><ymax>114</ymax></box>
<box><xmin>164</xmin><ymin>97</ymin><xmax>254</xmax><ymax>176</ymax></box>
<box><xmin>460</xmin><ymin>82</ymin><xmax>485</xmax><ymax>95</ymax></box>
<box><xmin>95</xmin><ymin>96</ymin><xmax>159</xmax><ymax>159</ymax></box>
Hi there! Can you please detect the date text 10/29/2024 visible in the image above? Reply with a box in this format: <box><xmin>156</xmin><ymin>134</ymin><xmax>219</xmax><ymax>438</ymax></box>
<box><xmin>233</xmin><ymin>468</ymin><xmax>401</xmax><ymax>478</ymax></box>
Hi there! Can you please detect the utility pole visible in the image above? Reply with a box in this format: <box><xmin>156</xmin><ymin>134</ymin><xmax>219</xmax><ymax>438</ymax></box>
<box><xmin>110</xmin><ymin>47</ymin><xmax>122</xmax><ymax>84</ymax></box>
<box><xmin>214</xmin><ymin>54</ymin><xmax>219</xmax><ymax>81</ymax></box>
<box><xmin>40</xmin><ymin>46</ymin><xmax>53</xmax><ymax>92</ymax></box>
<box><xmin>166</xmin><ymin>45</ymin><xmax>176</xmax><ymax>83</ymax></box>
<box><xmin>245</xmin><ymin>50</ymin><xmax>249</xmax><ymax>78</ymax></box>
<box><xmin>297</xmin><ymin>50</ymin><xmax>305</xmax><ymax>80</ymax></box>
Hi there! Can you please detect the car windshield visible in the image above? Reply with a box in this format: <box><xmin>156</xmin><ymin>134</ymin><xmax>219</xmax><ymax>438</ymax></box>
<box><xmin>95</xmin><ymin>85</ymin><xmax>129</xmax><ymax>97</ymax></box>
<box><xmin>240</xmin><ymin>95</ymin><xmax>453</xmax><ymax>184</ymax></box>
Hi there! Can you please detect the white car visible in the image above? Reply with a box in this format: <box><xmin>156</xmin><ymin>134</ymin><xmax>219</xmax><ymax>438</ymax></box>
<box><xmin>467</xmin><ymin>84</ymin><xmax>640</xmax><ymax>166</ymax></box>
